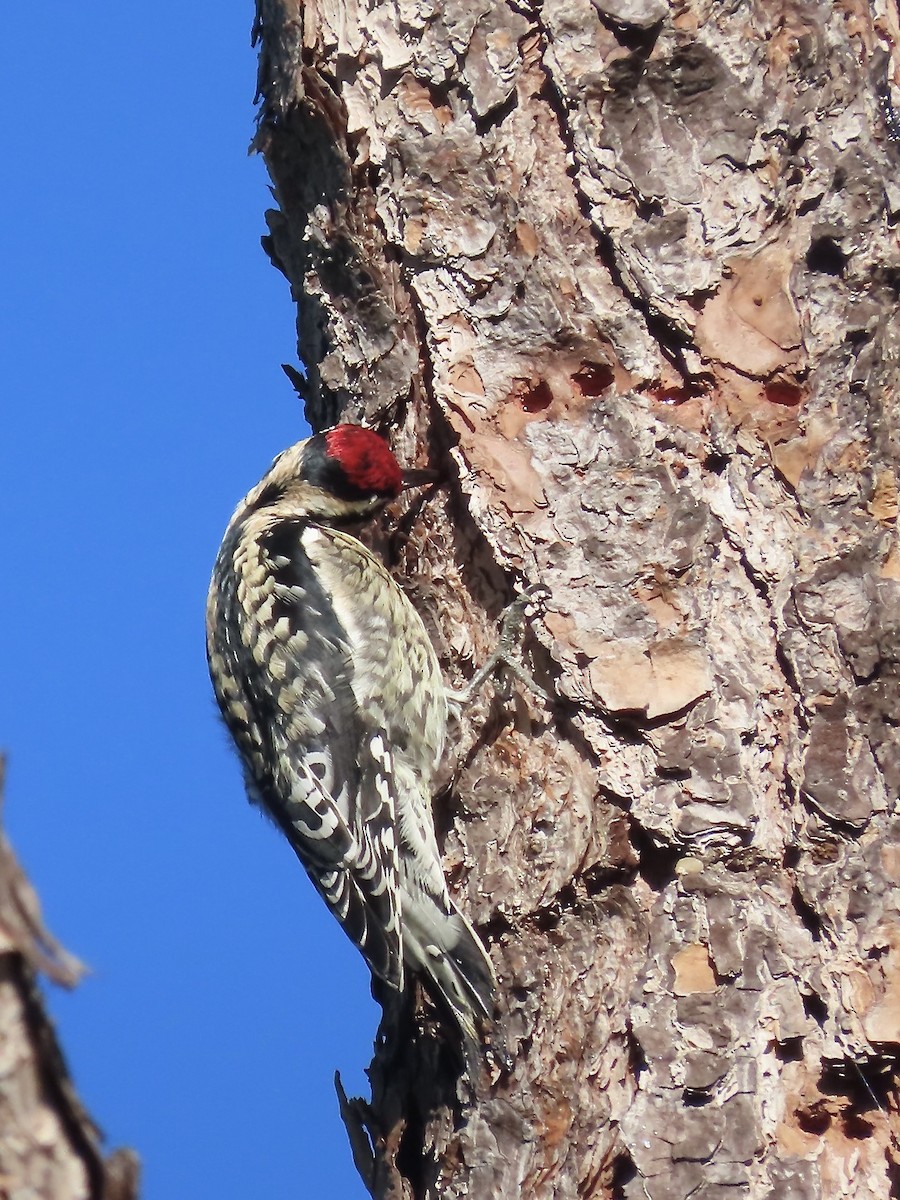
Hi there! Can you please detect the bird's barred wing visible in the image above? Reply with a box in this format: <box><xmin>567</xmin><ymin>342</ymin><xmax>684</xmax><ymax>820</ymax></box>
<box><xmin>270</xmin><ymin>723</ymin><xmax>403</xmax><ymax>989</ymax></box>
<box><xmin>207</xmin><ymin>517</ymin><xmax>404</xmax><ymax>989</ymax></box>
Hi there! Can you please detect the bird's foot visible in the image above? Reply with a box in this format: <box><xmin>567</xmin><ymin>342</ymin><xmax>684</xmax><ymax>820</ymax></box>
<box><xmin>448</xmin><ymin>584</ymin><xmax>551</xmax><ymax>709</ymax></box>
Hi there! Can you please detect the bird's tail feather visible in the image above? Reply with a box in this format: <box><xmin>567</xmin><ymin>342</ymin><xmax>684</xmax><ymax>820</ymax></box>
<box><xmin>404</xmin><ymin>900</ymin><xmax>496</xmax><ymax>1064</ymax></box>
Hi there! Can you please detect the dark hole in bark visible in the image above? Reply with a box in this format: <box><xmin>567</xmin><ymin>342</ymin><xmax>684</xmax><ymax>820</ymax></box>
<box><xmin>521</xmin><ymin>381</ymin><xmax>553</xmax><ymax>412</ymax></box>
<box><xmin>774</xmin><ymin>1036</ymin><xmax>804</xmax><ymax>1062</ymax></box>
<box><xmin>792</xmin><ymin>886</ymin><xmax>824</xmax><ymax>943</ymax></box>
<box><xmin>651</xmin><ymin>383</ymin><xmax>706</xmax><ymax>405</ymax></box>
<box><xmin>765</xmin><ymin>380</ymin><xmax>804</xmax><ymax>407</ymax></box>
<box><xmin>802</xmin><ymin>989</ymin><xmax>828</xmax><ymax>1024</ymax></box>
<box><xmin>783</xmin><ymin>844</ymin><xmax>801</xmax><ymax>868</ymax></box>
<box><xmin>629</xmin><ymin>820</ymin><xmax>681</xmax><ymax>890</ymax></box>
<box><xmin>573</xmin><ymin>362</ymin><xmax>615</xmax><ymax>396</ymax></box>
<box><xmin>611</xmin><ymin>1147</ymin><xmax>638</xmax><ymax>1196</ymax></box>
<box><xmin>842</xmin><ymin>1112</ymin><xmax>875</xmax><ymax>1139</ymax></box>
<box><xmin>796</xmin><ymin>1106</ymin><xmax>831</xmax><ymax>1135</ymax></box>
<box><xmin>806</xmin><ymin>236</ymin><xmax>847</xmax><ymax>276</ymax></box>
<box><xmin>704</xmin><ymin>452</ymin><xmax>729</xmax><ymax>475</ymax></box>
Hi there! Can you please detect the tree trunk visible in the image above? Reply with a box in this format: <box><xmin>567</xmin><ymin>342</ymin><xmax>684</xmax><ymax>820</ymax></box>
<box><xmin>0</xmin><ymin>765</ymin><xmax>140</xmax><ymax>1200</ymax></box>
<box><xmin>251</xmin><ymin>0</ymin><xmax>900</xmax><ymax>1195</ymax></box>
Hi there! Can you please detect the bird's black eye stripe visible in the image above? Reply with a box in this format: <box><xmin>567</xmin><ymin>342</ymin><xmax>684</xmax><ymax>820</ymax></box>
<box><xmin>304</xmin><ymin>435</ymin><xmax>384</xmax><ymax>502</ymax></box>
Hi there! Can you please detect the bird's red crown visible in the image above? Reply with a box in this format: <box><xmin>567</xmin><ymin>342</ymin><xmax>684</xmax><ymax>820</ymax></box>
<box><xmin>324</xmin><ymin>425</ymin><xmax>403</xmax><ymax>498</ymax></box>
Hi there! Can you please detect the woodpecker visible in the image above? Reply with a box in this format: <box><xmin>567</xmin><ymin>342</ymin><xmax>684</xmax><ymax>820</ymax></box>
<box><xmin>206</xmin><ymin>424</ymin><xmax>495</xmax><ymax>1052</ymax></box>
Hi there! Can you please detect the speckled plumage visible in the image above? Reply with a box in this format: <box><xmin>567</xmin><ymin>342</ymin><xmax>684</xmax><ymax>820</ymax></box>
<box><xmin>206</xmin><ymin>428</ymin><xmax>494</xmax><ymax>1043</ymax></box>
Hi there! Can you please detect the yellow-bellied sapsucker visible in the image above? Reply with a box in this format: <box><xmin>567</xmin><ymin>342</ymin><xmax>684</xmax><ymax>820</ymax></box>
<box><xmin>206</xmin><ymin>425</ymin><xmax>494</xmax><ymax>1050</ymax></box>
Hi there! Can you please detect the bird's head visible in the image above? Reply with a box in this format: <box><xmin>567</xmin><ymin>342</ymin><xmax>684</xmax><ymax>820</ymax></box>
<box><xmin>248</xmin><ymin>425</ymin><xmax>431</xmax><ymax>524</ymax></box>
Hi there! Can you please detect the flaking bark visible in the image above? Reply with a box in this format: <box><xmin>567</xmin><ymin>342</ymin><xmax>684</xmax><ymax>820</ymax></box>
<box><xmin>252</xmin><ymin>0</ymin><xmax>900</xmax><ymax>1195</ymax></box>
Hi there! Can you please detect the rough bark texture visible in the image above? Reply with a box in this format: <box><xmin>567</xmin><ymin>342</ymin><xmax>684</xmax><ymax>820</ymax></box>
<box><xmin>252</xmin><ymin>0</ymin><xmax>900</xmax><ymax>1196</ymax></box>
<box><xmin>0</xmin><ymin>767</ymin><xmax>140</xmax><ymax>1200</ymax></box>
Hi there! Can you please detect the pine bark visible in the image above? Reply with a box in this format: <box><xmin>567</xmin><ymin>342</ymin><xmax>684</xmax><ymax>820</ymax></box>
<box><xmin>252</xmin><ymin>0</ymin><xmax>900</xmax><ymax>1196</ymax></box>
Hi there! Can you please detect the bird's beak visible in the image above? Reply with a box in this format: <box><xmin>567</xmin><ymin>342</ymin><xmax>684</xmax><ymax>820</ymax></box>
<box><xmin>401</xmin><ymin>467</ymin><xmax>441</xmax><ymax>490</ymax></box>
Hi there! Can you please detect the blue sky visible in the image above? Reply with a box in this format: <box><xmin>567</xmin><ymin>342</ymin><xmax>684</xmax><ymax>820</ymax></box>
<box><xmin>2</xmin><ymin>6</ymin><xmax>373</xmax><ymax>1197</ymax></box>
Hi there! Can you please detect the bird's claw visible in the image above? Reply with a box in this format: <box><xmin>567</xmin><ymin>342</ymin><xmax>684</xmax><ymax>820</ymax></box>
<box><xmin>450</xmin><ymin>584</ymin><xmax>550</xmax><ymax>707</ymax></box>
